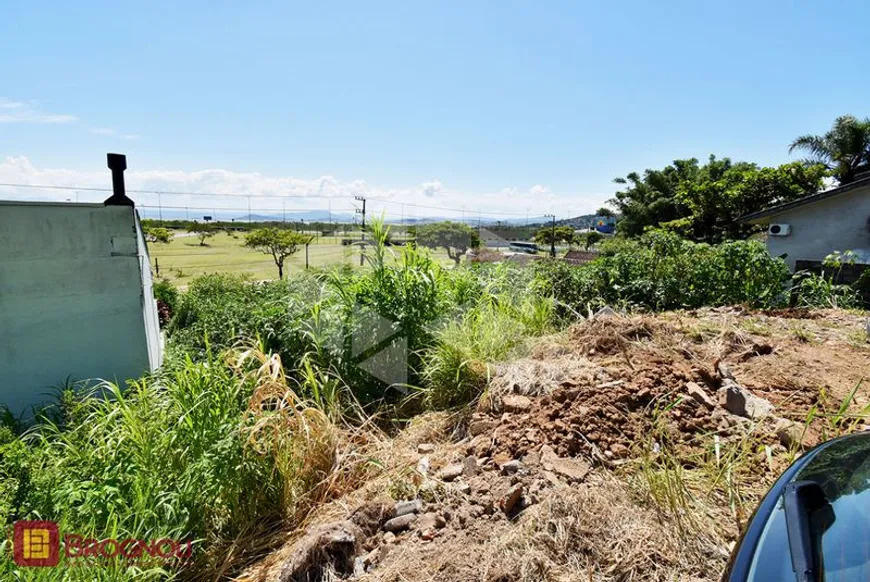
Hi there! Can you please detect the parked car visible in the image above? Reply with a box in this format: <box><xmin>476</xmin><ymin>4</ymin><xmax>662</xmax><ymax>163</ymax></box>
<box><xmin>723</xmin><ymin>432</ymin><xmax>870</xmax><ymax>581</ymax></box>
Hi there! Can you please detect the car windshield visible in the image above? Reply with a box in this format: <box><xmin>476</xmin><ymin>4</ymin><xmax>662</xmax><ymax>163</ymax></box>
<box><xmin>748</xmin><ymin>437</ymin><xmax>870</xmax><ymax>581</ymax></box>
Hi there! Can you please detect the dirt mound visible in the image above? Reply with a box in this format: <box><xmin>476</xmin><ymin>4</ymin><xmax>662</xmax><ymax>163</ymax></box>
<box><xmin>241</xmin><ymin>308</ymin><xmax>870</xmax><ymax>582</ymax></box>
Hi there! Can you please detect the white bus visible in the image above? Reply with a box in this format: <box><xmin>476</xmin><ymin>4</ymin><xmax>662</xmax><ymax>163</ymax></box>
<box><xmin>508</xmin><ymin>241</ymin><xmax>539</xmax><ymax>254</ymax></box>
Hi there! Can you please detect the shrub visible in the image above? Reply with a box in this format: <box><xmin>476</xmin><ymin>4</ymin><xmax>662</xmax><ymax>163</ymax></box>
<box><xmin>535</xmin><ymin>231</ymin><xmax>790</xmax><ymax>316</ymax></box>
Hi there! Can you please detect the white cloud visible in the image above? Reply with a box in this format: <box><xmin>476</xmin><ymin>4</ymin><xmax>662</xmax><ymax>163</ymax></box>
<box><xmin>0</xmin><ymin>155</ymin><xmax>609</xmax><ymax>219</ymax></box>
<box><xmin>121</xmin><ymin>134</ymin><xmax>140</xmax><ymax>141</ymax></box>
<box><xmin>0</xmin><ymin>99</ymin><xmax>77</xmax><ymax>124</ymax></box>
<box><xmin>420</xmin><ymin>180</ymin><xmax>443</xmax><ymax>197</ymax></box>
<box><xmin>90</xmin><ymin>128</ymin><xmax>117</xmax><ymax>135</ymax></box>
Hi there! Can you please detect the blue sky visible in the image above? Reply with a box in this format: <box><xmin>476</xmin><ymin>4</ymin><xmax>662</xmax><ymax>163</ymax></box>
<box><xmin>1</xmin><ymin>0</ymin><xmax>868</xmax><ymax>219</ymax></box>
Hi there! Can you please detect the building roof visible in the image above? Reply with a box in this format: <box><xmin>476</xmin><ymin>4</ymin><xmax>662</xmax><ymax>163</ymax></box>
<box><xmin>740</xmin><ymin>175</ymin><xmax>870</xmax><ymax>224</ymax></box>
<box><xmin>563</xmin><ymin>249</ymin><xmax>599</xmax><ymax>265</ymax></box>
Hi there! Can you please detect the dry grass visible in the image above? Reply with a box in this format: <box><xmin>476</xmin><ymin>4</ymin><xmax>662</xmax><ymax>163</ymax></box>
<box><xmin>500</xmin><ymin>476</ymin><xmax>722</xmax><ymax>582</ymax></box>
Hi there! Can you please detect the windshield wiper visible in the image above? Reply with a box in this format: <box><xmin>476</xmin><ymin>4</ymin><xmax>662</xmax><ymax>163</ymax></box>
<box><xmin>783</xmin><ymin>481</ymin><xmax>828</xmax><ymax>582</ymax></box>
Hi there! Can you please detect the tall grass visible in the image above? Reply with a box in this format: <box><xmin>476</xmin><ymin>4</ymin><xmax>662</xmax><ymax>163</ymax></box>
<box><xmin>0</xmin><ymin>346</ymin><xmax>366</xmax><ymax>580</ymax></box>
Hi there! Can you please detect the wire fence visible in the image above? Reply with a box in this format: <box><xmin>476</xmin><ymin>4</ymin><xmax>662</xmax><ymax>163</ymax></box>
<box><xmin>2</xmin><ymin>181</ymin><xmax>550</xmax><ymax>282</ymax></box>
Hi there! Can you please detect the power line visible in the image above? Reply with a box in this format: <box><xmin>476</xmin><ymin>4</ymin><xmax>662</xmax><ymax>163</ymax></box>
<box><xmin>0</xmin><ymin>182</ymin><xmax>349</xmax><ymax>200</ymax></box>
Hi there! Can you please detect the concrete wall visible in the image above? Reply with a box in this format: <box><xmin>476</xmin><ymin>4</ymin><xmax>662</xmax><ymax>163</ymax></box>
<box><xmin>0</xmin><ymin>201</ymin><xmax>162</xmax><ymax>415</ymax></box>
<box><xmin>764</xmin><ymin>184</ymin><xmax>870</xmax><ymax>270</ymax></box>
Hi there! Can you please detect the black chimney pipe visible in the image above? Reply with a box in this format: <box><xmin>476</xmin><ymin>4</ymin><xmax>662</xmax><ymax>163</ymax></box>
<box><xmin>104</xmin><ymin>153</ymin><xmax>134</xmax><ymax>206</ymax></box>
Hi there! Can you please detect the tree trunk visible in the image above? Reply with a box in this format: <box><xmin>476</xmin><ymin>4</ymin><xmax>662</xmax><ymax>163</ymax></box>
<box><xmin>278</xmin><ymin>260</ymin><xmax>284</xmax><ymax>279</ymax></box>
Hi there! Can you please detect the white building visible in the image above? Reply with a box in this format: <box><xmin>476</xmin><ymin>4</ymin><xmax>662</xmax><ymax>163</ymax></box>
<box><xmin>742</xmin><ymin>175</ymin><xmax>870</xmax><ymax>270</ymax></box>
<box><xmin>0</xmin><ymin>199</ymin><xmax>162</xmax><ymax>416</ymax></box>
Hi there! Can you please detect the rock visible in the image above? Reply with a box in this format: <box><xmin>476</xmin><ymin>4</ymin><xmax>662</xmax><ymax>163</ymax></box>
<box><xmin>717</xmin><ymin>361</ymin><xmax>736</xmax><ymax>381</ymax></box>
<box><xmin>503</xmin><ymin>394</ymin><xmax>532</xmax><ymax>413</ymax></box>
<box><xmin>439</xmin><ymin>464</ymin><xmax>464</xmax><ymax>482</ymax></box>
<box><xmin>394</xmin><ymin>499</ymin><xmax>422</xmax><ymax>518</ymax></box>
<box><xmin>455</xmin><ymin>482</ymin><xmax>472</xmax><ymax>495</ymax></box>
<box><xmin>383</xmin><ymin>513</ymin><xmax>416</xmax><ymax>532</ymax></box>
<box><xmin>596</xmin><ymin>380</ymin><xmax>624</xmax><ymax>389</ymax></box>
<box><xmin>593</xmin><ymin>305</ymin><xmax>618</xmax><ymax>319</ymax></box>
<box><xmin>542</xmin><ymin>470</ymin><xmax>564</xmax><ymax>487</ymax></box>
<box><xmin>548</xmin><ymin>457</ymin><xmax>592</xmax><ymax>482</ymax></box>
<box><xmin>462</xmin><ymin>455</ymin><xmax>478</xmax><ymax>477</ymax></box>
<box><xmin>522</xmin><ymin>451</ymin><xmax>541</xmax><ymax>467</ymax></box>
<box><xmin>686</xmin><ymin>381</ymin><xmax>716</xmax><ymax>409</ymax></box>
<box><xmin>416</xmin><ymin>456</ymin><xmax>430</xmax><ymax>476</ymax></box>
<box><xmin>719</xmin><ymin>381</ymin><xmax>774</xmax><ymax>419</ymax></box>
<box><xmin>277</xmin><ymin>521</ymin><xmax>360</xmax><ymax>582</ymax></box>
<box><xmin>609</xmin><ymin>443</ymin><xmax>630</xmax><ymax>458</ymax></box>
<box><xmin>382</xmin><ymin>532</ymin><xmax>396</xmax><ymax>545</ymax></box>
<box><xmin>775</xmin><ymin>418</ymin><xmax>803</xmax><ymax>449</ymax></box>
<box><xmin>499</xmin><ymin>483</ymin><xmax>524</xmax><ymax>514</ymax></box>
<box><xmin>501</xmin><ymin>459</ymin><xmax>524</xmax><ymax>475</ymax></box>
<box><xmin>417</xmin><ymin>443</ymin><xmax>436</xmax><ymax>454</ymax></box>
<box><xmin>469</xmin><ymin>416</ymin><xmax>497</xmax><ymax>436</ymax></box>
<box><xmin>353</xmin><ymin>556</ymin><xmax>365</xmax><ymax>578</ymax></box>
<box><xmin>415</xmin><ymin>512</ymin><xmax>446</xmax><ymax>532</ymax></box>
<box><xmin>493</xmin><ymin>451</ymin><xmax>512</xmax><ymax>467</ymax></box>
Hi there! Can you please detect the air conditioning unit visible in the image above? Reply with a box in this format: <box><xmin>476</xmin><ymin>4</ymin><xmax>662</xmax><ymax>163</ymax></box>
<box><xmin>768</xmin><ymin>223</ymin><xmax>791</xmax><ymax>237</ymax></box>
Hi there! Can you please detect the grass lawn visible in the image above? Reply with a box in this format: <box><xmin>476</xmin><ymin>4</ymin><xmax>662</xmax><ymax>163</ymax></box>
<box><xmin>149</xmin><ymin>231</ymin><xmax>455</xmax><ymax>284</ymax></box>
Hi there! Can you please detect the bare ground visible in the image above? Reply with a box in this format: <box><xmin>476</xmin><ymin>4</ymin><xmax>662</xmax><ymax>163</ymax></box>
<box><xmin>238</xmin><ymin>308</ymin><xmax>870</xmax><ymax>582</ymax></box>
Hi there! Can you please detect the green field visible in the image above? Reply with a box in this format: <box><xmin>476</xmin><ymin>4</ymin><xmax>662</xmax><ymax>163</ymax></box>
<box><xmin>149</xmin><ymin>231</ymin><xmax>454</xmax><ymax>284</ymax></box>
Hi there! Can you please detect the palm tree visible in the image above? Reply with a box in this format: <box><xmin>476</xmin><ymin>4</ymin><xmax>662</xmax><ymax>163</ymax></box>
<box><xmin>789</xmin><ymin>115</ymin><xmax>870</xmax><ymax>184</ymax></box>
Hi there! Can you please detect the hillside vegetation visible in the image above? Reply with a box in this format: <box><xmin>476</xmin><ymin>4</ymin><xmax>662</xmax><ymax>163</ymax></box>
<box><xmin>1</xmin><ymin>220</ymin><xmax>867</xmax><ymax>581</ymax></box>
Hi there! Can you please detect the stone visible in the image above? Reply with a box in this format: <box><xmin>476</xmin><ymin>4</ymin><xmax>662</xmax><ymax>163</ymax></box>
<box><xmin>455</xmin><ymin>482</ymin><xmax>472</xmax><ymax>495</ymax></box>
<box><xmin>394</xmin><ymin>499</ymin><xmax>422</xmax><ymax>518</ymax></box>
<box><xmin>493</xmin><ymin>451</ymin><xmax>512</xmax><ymax>467</ymax></box>
<box><xmin>439</xmin><ymin>464</ymin><xmax>464</xmax><ymax>482</ymax></box>
<box><xmin>548</xmin><ymin>457</ymin><xmax>591</xmax><ymax>482</ymax></box>
<box><xmin>718</xmin><ymin>381</ymin><xmax>774</xmax><ymax>419</ymax></box>
<box><xmin>502</xmin><ymin>394</ymin><xmax>532</xmax><ymax>413</ymax></box>
<box><xmin>383</xmin><ymin>513</ymin><xmax>416</xmax><ymax>532</ymax></box>
<box><xmin>686</xmin><ymin>381</ymin><xmax>716</xmax><ymax>409</ymax></box>
<box><xmin>417</xmin><ymin>443</ymin><xmax>436</xmax><ymax>454</ymax></box>
<box><xmin>469</xmin><ymin>416</ymin><xmax>497</xmax><ymax>436</ymax></box>
<box><xmin>499</xmin><ymin>483</ymin><xmax>524</xmax><ymax>514</ymax></box>
<box><xmin>596</xmin><ymin>380</ymin><xmax>624</xmax><ymax>389</ymax></box>
<box><xmin>416</xmin><ymin>456</ymin><xmax>430</xmax><ymax>476</ymax></box>
<box><xmin>415</xmin><ymin>512</ymin><xmax>446</xmax><ymax>532</ymax></box>
<box><xmin>382</xmin><ymin>532</ymin><xmax>396</xmax><ymax>544</ymax></box>
<box><xmin>522</xmin><ymin>451</ymin><xmax>541</xmax><ymax>467</ymax></box>
<box><xmin>609</xmin><ymin>443</ymin><xmax>630</xmax><ymax>458</ymax></box>
<box><xmin>774</xmin><ymin>418</ymin><xmax>803</xmax><ymax>449</ymax></box>
<box><xmin>593</xmin><ymin>305</ymin><xmax>618</xmax><ymax>319</ymax></box>
<box><xmin>501</xmin><ymin>459</ymin><xmax>524</xmax><ymax>475</ymax></box>
<box><xmin>462</xmin><ymin>455</ymin><xmax>478</xmax><ymax>477</ymax></box>
<box><xmin>353</xmin><ymin>556</ymin><xmax>365</xmax><ymax>578</ymax></box>
<box><xmin>717</xmin><ymin>361</ymin><xmax>736</xmax><ymax>381</ymax></box>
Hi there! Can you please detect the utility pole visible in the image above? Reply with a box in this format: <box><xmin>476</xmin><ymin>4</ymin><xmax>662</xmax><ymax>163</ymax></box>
<box><xmin>355</xmin><ymin>195</ymin><xmax>366</xmax><ymax>266</ymax></box>
<box><xmin>545</xmin><ymin>214</ymin><xmax>556</xmax><ymax>258</ymax></box>
<box><xmin>305</xmin><ymin>240</ymin><xmax>310</xmax><ymax>269</ymax></box>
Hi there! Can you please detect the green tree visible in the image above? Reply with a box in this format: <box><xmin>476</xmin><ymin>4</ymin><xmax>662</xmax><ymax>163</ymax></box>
<box><xmin>534</xmin><ymin>225</ymin><xmax>575</xmax><ymax>247</ymax></box>
<box><xmin>790</xmin><ymin>115</ymin><xmax>870</xmax><ymax>184</ymax></box>
<box><xmin>244</xmin><ymin>228</ymin><xmax>308</xmax><ymax>279</ymax></box>
<box><xmin>190</xmin><ymin>223</ymin><xmax>216</xmax><ymax>246</ymax></box>
<box><xmin>609</xmin><ymin>156</ymin><xmax>826</xmax><ymax>243</ymax></box>
<box><xmin>415</xmin><ymin>221</ymin><xmax>479</xmax><ymax>265</ymax></box>
<box><xmin>143</xmin><ymin>226</ymin><xmax>172</xmax><ymax>244</ymax></box>
<box><xmin>575</xmin><ymin>230</ymin><xmax>603</xmax><ymax>250</ymax></box>
<box><xmin>595</xmin><ymin>206</ymin><xmax>615</xmax><ymax>218</ymax></box>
